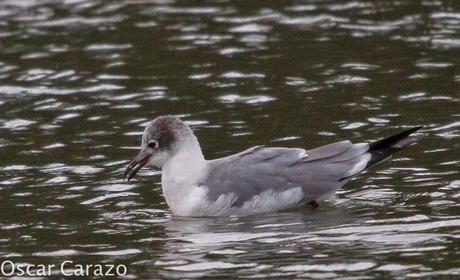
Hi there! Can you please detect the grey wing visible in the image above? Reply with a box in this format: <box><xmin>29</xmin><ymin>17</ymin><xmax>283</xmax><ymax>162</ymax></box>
<box><xmin>205</xmin><ymin>141</ymin><xmax>371</xmax><ymax>206</ymax></box>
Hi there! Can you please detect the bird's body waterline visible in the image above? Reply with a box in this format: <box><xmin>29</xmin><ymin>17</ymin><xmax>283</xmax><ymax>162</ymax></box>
<box><xmin>124</xmin><ymin>116</ymin><xmax>423</xmax><ymax>217</ymax></box>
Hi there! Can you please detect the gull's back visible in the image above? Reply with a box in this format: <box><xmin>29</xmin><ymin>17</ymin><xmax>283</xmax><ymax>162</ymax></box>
<box><xmin>203</xmin><ymin>127</ymin><xmax>422</xmax><ymax>216</ymax></box>
<box><xmin>204</xmin><ymin>141</ymin><xmax>368</xmax><ymax>215</ymax></box>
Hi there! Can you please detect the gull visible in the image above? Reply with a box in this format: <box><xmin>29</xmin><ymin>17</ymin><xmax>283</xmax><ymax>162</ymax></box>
<box><xmin>124</xmin><ymin>116</ymin><xmax>423</xmax><ymax>217</ymax></box>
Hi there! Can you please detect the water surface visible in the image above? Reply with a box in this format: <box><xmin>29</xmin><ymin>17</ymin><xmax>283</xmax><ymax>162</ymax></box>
<box><xmin>0</xmin><ymin>0</ymin><xmax>459</xmax><ymax>279</ymax></box>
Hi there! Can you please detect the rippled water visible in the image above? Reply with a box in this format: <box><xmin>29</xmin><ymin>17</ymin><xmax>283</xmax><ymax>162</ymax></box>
<box><xmin>0</xmin><ymin>0</ymin><xmax>459</xmax><ymax>278</ymax></box>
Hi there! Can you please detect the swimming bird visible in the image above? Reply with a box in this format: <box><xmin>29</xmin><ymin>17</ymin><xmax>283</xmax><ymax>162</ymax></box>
<box><xmin>124</xmin><ymin>116</ymin><xmax>423</xmax><ymax>217</ymax></box>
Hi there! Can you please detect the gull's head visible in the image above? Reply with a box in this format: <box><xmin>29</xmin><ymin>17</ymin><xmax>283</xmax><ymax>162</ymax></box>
<box><xmin>124</xmin><ymin>116</ymin><xmax>196</xmax><ymax>181</ymax></box>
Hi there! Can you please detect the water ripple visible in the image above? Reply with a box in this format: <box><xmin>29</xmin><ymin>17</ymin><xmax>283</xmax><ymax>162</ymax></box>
<box><xmin>0</xmin><ymin>1</ymin><xmax>458</xmax><ymax>279</ymax></box>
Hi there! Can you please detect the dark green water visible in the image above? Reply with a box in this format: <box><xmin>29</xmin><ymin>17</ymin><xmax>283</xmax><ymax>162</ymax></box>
<box><xmin>0</xmin><ymin>0</ymin><xmax>459</xmax><ymax>279</ymax></box>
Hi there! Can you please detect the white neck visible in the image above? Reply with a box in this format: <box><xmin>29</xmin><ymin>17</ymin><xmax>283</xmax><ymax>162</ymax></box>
<box><xmin>160</xmin><ymin>137</ymin><xmax>208</xmax><ymax>213</ymax></box>
<box><xmin>162</xmin><ymin>139</ymin><xmax>206</xmax><ymax>182</ymax></box>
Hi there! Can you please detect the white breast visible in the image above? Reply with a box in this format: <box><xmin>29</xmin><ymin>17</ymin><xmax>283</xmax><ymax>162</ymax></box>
<box><xmin>162</xmin><ymin>184</ymin><xmax>209</xmax><ymax>216</ymax></box>
<box><xmin>160</xmin><ymin>141</ymin><xmax>209</xmax><ymax>216</ymax></box>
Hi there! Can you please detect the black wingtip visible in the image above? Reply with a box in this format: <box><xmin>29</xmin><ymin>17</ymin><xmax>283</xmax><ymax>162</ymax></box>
<box><xmin>364</xmin><ymin>126</ymin><xmax>424</xmax><ymax>170</ymax></box>
<box><xmin>370</xmin><ymin>126</ymin><xmax>423</xmax><ymax>150</ymax></box>
<box><xmin>339</xmin><ymin>126</ymin><xmax>424</xmax><ymax>182</ymax></box>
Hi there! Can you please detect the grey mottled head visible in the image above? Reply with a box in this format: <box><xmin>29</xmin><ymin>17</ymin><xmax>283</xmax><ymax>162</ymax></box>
<box><xmin>124</xmin><ymin>116</ymin><xmax>197</xmax><ymax>181</ymax></box>
<box><xmin>142</xmin><ymin>116</ymin><xmax>193</xmax><ymax>151</ymax></box>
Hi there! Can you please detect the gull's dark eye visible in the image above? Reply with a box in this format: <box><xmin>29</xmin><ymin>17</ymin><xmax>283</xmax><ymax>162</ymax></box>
<box><xmin>148</xmin><ymin>140</ymin><xmax>159</xmax><ymax>149</ymax></box>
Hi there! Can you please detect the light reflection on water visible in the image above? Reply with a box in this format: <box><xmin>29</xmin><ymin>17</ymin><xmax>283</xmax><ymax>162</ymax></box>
<box><xmin>0</xmin><ymin>0</ymin><xmax>459</xmax><ymax>279</ymax></box>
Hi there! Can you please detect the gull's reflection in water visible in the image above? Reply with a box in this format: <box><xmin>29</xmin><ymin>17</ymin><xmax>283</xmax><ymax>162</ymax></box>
<box><xmin>155</xmin><ymin>200</ymin><xmax>362</xmax><ymax>271</ymax></box>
